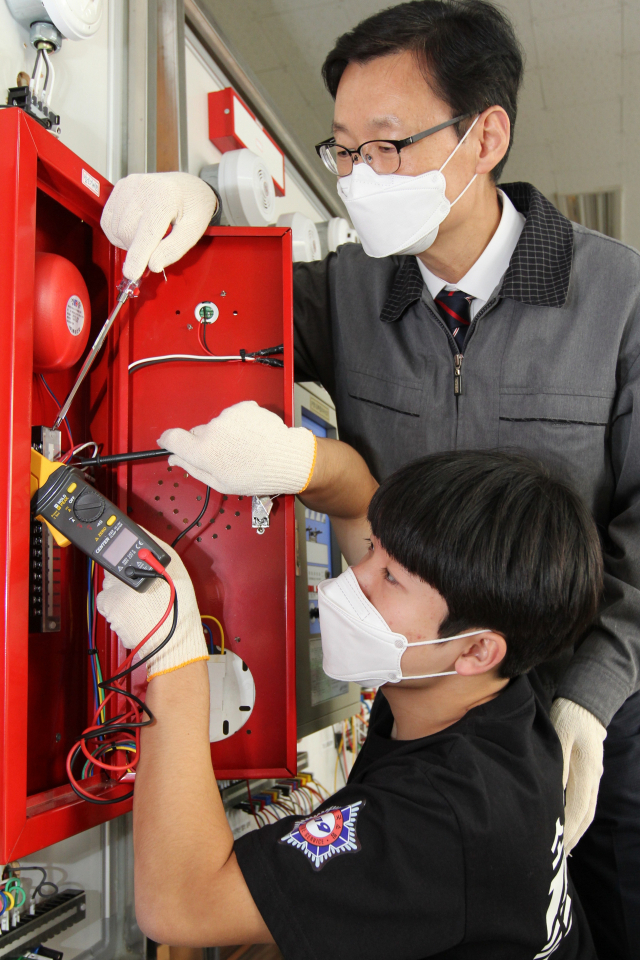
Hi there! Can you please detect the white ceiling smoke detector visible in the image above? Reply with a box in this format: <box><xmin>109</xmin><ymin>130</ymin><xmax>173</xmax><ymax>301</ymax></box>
<box><xmin>7</xmin><ymin>0</ymin><xmax>103</xmax><ymax>41</ymax></box>
<box><xmin>317</xmin><ymin>217</ymin><xmax>352</xmax><ymax>257</ymax></box>
<box><xmin>276</xmin><ymin>212</ymin><xmax>322</xmax><ymax>262</ymax></box>
<box><xmin>200</xmin><ymin>148</ymin><xmax>275</xmax><ymax>227</ymax></box>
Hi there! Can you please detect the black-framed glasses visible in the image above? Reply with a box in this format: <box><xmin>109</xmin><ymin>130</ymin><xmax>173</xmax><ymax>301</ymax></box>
<box><xmin>315</xmin><ymin>114</ymin><xmax>470</xmax><ymax>177</ymax></box>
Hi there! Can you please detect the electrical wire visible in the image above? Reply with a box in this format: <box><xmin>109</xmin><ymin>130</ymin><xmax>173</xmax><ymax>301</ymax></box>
<box><xmin>87</xmin><ymin>560</ymin><xmax>106</xmax><ymax>724</ymax></box>
<box><xmin>171</xmin><ymin>485</ymin><xmax>210</xmax><ymax>548</ymax></box>
<box><xmin>61</xmin><ymin>441</ymin><xmax>99</xmax><ymax>465</ymax></box>
<box><xmin>201</xmin><ymin>614</ymin><xmax>224</xmax><ymax>655</ymax></box>
<box><xmin>200</xmin><ymin>318</ymin><xmax>213</xmax><ymax>355</ymax></box>
<box><xmin>38</xmin><ymin>375</ymin><xmax>73</xmax><ymax>450</ymax></box>
<box><xmin>128</xmin><ymin>344</ymin><xmax>284</xmax><ymax>374</ymax></box>
<box><xmin>9</xmin><ymin>866</ymin><xmax>58</xmax><ymax>900</ymax></box>
<box><xmin>67</xmin><ymin>551</ymin><xmax>177</xmax><ymax>805</ymax></box>
<box><xmin>201</xmin><ymin>622</ymin><xmax>214</xmax><ymax>654</ymax></box>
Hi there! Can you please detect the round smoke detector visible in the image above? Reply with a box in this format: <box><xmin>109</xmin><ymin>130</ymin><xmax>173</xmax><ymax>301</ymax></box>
<box><xmin>207</xmin><ymin>649</ymin><xmax>256</xmax><ymax>743</ymax></box>
<box><xmin>276</xmin><ymin>212</ymin><xmax>322</xmax><ymax>262</ymax></box>
<box><xmin>316</xmin><ymin>217</ymin><xmax>351</xmax><ymax>257</ymax></box>
<box><xmin>6</xmin><ymin>0</ymin><xmax>103</xmax><ymax>40</ymax></box>
<box><xmin>200</xmin><ymin>149</ymin><xmax>275</xmax><ymax>227</ymax></box>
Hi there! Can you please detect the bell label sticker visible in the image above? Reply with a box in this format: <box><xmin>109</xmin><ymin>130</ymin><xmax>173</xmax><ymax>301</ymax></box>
<box><xmin>81</xmin><ymin>168</ymin><xmax>100</xmax><ymax>196</ymax></box>
<box><xmin>66</xmin><ymin>296</ymin><xmax>85</xmax><ymax>336</ymax></box>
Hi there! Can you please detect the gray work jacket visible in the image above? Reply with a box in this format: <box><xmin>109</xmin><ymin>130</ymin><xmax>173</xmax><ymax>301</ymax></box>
<box><xmin>293</xmin><ymin>182</ymin><xmax>640</xmax><ymax>727</ymax></box>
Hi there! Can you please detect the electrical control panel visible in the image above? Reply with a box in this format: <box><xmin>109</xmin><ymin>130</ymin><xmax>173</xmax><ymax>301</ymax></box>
<box><xmin>0</xmin><ymin>107</ymin><xmax>296</xmax><ymax>859</ymax></box>
<box><xmin>294</xmin><ymin>384</ymin><xmax>361</xmax><ymax>738</ymax></box>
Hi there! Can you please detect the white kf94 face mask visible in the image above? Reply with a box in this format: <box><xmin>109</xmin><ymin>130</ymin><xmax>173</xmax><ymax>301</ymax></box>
<box><xmin>317</xmin><ymin>566</ymin><xmax>486</xmax><ymax>688</ymax></box>
<box><xmin>337</xmin><ymin>115</ymin><xmax>480</xmax><ymax>259</ymax></box>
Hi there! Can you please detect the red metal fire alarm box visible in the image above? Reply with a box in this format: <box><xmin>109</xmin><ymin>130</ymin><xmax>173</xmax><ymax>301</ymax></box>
<box><xmin>0</xmin><ymin>108</ymin><xmax>296</xmax><ymax>859</ymax></box>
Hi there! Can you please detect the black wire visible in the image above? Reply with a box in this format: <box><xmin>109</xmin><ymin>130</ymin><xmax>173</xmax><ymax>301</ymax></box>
<box><xmin>247</xmin><ymin>344</ymin><xmax>284</xmax><ymax>357</ymax></box>
<box><xmin>171</xmin><ymin>486</ymin><xmax>210</xmax><ymax>547</ymax></box>
<box><xmin>254</xmin><ymin>357</ymin><xmax>284</xmax><ymax>368</ymax></box>
<box><xmin>11</xmin><ymin>866</ymin><xmax>58</xmax><ymax>899</ymax></box>
<box><xmin>202</xmin><ymin>319</ymin><xmax>211</xmax><ymax>354</ymax></box>
<box><xmin>67</xmin><ymin>745</ymin><xmax>134</xmax><ymax>805</ymax></box>
<box><xmin>105</xmin><ymin>591</ymin><xmax>179</xmax><ymax>683</ymax></box>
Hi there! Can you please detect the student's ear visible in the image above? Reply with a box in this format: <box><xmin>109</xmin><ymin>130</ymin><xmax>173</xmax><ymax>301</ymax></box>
<box><xmin>454</xmin><ymin>631</ymin><xmax>507</xmax><ymax>676</ymax></box>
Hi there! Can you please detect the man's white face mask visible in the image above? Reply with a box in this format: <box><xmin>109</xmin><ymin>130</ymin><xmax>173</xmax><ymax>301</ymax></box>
<box><xmin>317</xmin><ymin>566</ymin><xmax>486</xmax><ymax>688</ymax></box>
<box><xmin>337</xmin><ymin>115</ymin><xmax>480</xmax><ymax>259</ymax></box>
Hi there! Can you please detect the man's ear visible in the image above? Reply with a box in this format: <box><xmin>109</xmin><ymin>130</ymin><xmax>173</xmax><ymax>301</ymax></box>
<box><xmin>474</xmin><ymin>106</ymin><xmax>510</xmax><ymax>177</ymax></box>
<box><xmin>454</xmin><ymin>631</ymin><xmax>507</xmax><ymax>676</ymax></box>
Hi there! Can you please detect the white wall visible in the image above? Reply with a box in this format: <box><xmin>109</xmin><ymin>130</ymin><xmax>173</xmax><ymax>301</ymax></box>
<box><xmin>185</xmin><ymin>28</ymin><xmax>329</xmax><ymax>223</ymax></box>
<box><xmin>501</xmin><ymin>0</ymin><xmax>639</xmax><ymax>249</ymax></box>
<box><xmin>0</xmin><ymin>0</ymin><xmax>114</xmax><ymax>179</ymax></box>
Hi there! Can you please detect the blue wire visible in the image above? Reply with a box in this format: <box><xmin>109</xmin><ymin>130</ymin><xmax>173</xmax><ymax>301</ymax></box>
<box><xmin>39</xmin><ymin>374</ymin><xmax>73</xmax><ymax>447</ymax></box>
<box><xmin>201</xmin><ymin>621</ymin><xmax>214</xmax><ymax>654</ymax></box>
<box><xmin>87</xmin><ymin>558</ymin><xmax>100</xmax><ymax>712</ymax></box>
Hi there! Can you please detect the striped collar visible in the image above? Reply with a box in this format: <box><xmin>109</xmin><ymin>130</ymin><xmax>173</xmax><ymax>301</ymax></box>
<box><xmin>380</xmin><ymin>182</ymin><xmax>574</xmax><ymax>323</ymax></box>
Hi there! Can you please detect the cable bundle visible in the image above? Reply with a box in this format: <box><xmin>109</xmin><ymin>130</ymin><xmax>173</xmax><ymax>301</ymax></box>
<box><xmin>239</xmin><ymin>774</ymin><xmax>331</xmax><ymax>828</ymax></box>
<box><xmin>67</xmin><ymin>550</ymin><xmax>177</xmax><ymax>805</ymax></box>
<box><xmin>334</xmin><ymin>698</ymin><xmax>372</xmax><ymax>790</ymax></box>
<box><xmin>0</xmin><ymin>865</ymin><xmax>58</xmax><ymax>928</ymax></box>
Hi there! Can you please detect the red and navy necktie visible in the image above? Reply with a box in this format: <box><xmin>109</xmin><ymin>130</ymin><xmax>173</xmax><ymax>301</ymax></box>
<box><xmin>434</xmin><ymin>289</ymin><xmax>474</xmax><ymax>352</ymax></box>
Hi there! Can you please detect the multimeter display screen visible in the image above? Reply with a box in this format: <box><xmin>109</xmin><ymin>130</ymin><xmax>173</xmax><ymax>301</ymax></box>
<box><xmin>102</xmin><ymin>527</ymin><xmax>138</xmax><ymax>566</ymax></box>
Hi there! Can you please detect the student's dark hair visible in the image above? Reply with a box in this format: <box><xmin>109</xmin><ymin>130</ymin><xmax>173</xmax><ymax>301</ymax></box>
<box><xmin>322</xmin><ymin>0</ymin><xmax>523</xmax><ymax>181</ymax></box>
<box><xmin>368</xmin><ymin>451</ymin><xmax>603</xmax><ymax>678</ymax></box>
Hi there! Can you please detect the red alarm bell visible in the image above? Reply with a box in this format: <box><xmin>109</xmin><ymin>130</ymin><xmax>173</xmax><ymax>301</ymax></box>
<box><xmin>33</xmin><ymin>252</ymin><xmax>91</xmax><ymax>371</ymax></box>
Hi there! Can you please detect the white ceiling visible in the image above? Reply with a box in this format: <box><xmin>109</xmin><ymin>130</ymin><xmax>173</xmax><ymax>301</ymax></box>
<box><xmin>203</xmin><ymin>0</ymin><xmax>640</xmax><ymax>242</ymax></box>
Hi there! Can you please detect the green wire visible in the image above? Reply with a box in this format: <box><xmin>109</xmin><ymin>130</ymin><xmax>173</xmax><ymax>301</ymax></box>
<box><xmin>5</xmin><ymin>879</ymin><xmax>25</xmax><ymax>908</ymax></box>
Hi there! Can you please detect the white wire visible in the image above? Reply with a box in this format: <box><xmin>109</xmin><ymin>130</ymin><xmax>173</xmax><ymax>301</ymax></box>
<box><xmin>30</xmin><ymin>49</ymin><xmax>45</xmax><ymax>102</ymax></box>
<box><xmin>42</xmin><ymin>48</ymin><xmax>55</xmax><ymax>108</ymax></box>
<box><xmin>128</xmin><ymin>354</ymin><xmax>256</xmax><ymax>373</ymax></box>
<box><xmin>66</xmin><ymin>441</ymin><xmax>99</xmax><ymax>461</ymax></box>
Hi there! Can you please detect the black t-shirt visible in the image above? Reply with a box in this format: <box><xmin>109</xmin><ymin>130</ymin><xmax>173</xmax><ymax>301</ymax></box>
<box><xmin>235</xmin><ymin>677</ymin><xmax>595</xmax><ymax>959</ymax></box>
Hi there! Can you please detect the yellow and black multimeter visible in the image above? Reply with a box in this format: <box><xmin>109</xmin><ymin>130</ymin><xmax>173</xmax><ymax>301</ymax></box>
<box><xmin>30</xmin><ymin>449</ymin><xmax>170</xmax><ymax>591</ymax></box>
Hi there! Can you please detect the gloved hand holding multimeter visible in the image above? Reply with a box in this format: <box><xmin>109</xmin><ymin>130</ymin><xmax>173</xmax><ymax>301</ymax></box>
<box><xmin>30</xmin><ymin>448</ymin><xmax>170</xmax><ymax>590</ymax></box>
<box><xmin>31</xmin><ymin>448</ymin><xmax>208</xmax><ymax>682</ymax></box>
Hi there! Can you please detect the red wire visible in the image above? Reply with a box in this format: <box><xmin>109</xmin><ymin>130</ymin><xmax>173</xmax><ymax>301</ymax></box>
<box><xmin>66</xmin><ymin>551</ymin><xmax>176</xmax><ymax>800</ymax></box>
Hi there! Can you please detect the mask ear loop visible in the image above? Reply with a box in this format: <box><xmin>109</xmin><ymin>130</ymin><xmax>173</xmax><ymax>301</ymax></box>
<box><xmin>399</xmin><ymin>628</ymin><xmax>488</xmax><ymax>681</ymax></box>
<box><xmin>438</xmin><ymin>114</ymin><xmax>481</xmax><ymax>207</ymax></box>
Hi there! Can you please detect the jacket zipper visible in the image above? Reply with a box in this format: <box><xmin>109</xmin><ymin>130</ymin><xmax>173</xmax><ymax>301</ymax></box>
<box><xmin>427</xmin><ymin>296</ymin><xmax>498</xmax><ymax>396</ymax></box>
<box><xmin>453</xmin><ymin>353</ymin><xmax>464</xmax><ymax>397</ymax></box>
<box><xmin>454</xmin><ymin>354</ymin><xmax>463</xmax><ymax>395</ymax></box>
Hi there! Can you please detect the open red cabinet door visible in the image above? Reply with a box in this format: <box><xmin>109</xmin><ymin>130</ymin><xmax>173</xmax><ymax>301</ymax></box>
<box><xmin>0</xmin><ymin>108</ymin><xmax>297</xmax><ymax>860</ymax></box>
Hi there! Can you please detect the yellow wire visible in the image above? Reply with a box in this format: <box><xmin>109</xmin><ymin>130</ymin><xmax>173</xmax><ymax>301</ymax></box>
<box><xmin>201</xmin><ymin>615</ymin><xmax>224</xmax><ymax>654</ymax></box>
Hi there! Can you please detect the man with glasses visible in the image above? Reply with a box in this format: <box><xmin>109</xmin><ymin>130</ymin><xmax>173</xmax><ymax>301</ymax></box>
<box><xmin>102</xmin><ymin>1</ymin><xmax>640</xmax><ymax>954</ymax></box>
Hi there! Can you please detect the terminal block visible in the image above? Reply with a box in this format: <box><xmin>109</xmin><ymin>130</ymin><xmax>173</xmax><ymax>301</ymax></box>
<box><xmin>29</xmin><ymin>427</ymin><xmax>62</xmax><ymax>633</ymax></box>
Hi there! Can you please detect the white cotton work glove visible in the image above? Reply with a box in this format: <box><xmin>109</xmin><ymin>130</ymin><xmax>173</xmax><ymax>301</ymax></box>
<box><xmin>96</xmin><ymin>534</ymin><xmax>208</xmax><ymax>680</ymax></box>
<box><xmin>101</xmin><ymin>172</ymin><xmax>216</xmax><ymax>281</ymax></box>
<box><xmin>159</xmin><ymin>400</ymin><xmax>317</xmax><ymax>497</ymax></box>
<box><xmin>550</xmin><ymin>697</ymin><xmax>607</xmax><ymax>852</ymax></box>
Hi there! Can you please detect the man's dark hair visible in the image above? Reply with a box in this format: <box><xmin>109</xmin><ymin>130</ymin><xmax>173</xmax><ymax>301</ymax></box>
<box><xmin>322</xmin><ymin>0</ymin><xmax>524</xmax><ymax>181</ymax></box>
<box><xmin>368</xmin><ymin>451</ymin><xmax>603</xmax><ymax>678</ymax></box>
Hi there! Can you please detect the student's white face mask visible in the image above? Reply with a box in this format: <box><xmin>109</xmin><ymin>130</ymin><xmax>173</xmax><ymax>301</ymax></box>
<box><xmin>317</xmin><ymin>567</ymin><xmax>486</xmax><ymax>688</ymax></box>
<box><xmin>337</xmin><ymin>115</ymin><xmax>480</xmax><ymax>259</ymax></box>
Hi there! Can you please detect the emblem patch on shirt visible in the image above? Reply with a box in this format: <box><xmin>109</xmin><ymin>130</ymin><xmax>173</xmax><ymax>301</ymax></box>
<box><xmin>279</xmin><ymin>801</ymin><xmax>364</xmax><ymax>870</ymax></box>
